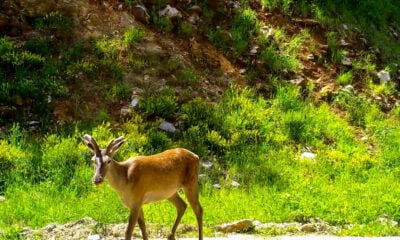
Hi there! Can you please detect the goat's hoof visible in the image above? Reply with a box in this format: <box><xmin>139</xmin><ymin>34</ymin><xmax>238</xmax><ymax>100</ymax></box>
<box><xmin>167</xmin><ymin>234</ymin><xmax>176</xmax><ymax>240</ymax></box>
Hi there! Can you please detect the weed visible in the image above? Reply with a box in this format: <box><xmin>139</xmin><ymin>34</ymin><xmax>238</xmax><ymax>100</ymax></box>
<box><xmin>336</xmin><ymin>71</ymin><xmax>353</xmax><ymax>86</ymax></box>
<box><xmin>139</xmin><ymin>87</ymin><xmax>177</xmax><ymax>119</ymax></box>
<box><xmin>124</xmin><ymin>27</ymin><xmax>146</xmax><ymax>46</ymax></box>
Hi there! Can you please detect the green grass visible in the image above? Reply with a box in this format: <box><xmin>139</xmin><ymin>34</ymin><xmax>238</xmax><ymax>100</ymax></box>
<box><xmin>2</xmin><ymin>84</ymin><xmax>400</xmax><ymax>237</ymax></box>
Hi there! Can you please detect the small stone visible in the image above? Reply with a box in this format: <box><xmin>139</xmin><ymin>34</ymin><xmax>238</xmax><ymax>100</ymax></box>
<box><xmin>342</xmin><ymin>24</ymin><xmax>348</xmax><ymax>30</ymax></box>
<box><xmin>231</xmin><ymin>181</ymin><xmax>240</xmax><ymax>188</ymax></box>
<box><xmin>250</xmin><ymin>45</ymin><xmax>259</xmax><ymax>55</ymax></box>
<box><xmin>377</xmin><ymin>70</ymin><xmax>391</xmax><ymax>83</ymax></box>
<box><xmin>201</xmin><ymin>161</ymin><xmax>213</xmax><ymax>169</ymax></box>
<box><xmin>212</xmin><ymin>184</ymin><xmax>221</xmax><ymax>189</ymax></box>
<box><xmin>120</xmin><ymin>106</ymin><xmax>131</xmax><ymax>116</ymax></box>
<box><xmin>217</xmin><ymin>219</ymin><xmax>255</xmax><ymax>233</ymax></box>
<box><xmin>360</xmin><ymin>37</ymin><xmax>368</xmax><ymax>44</ymax></box>
<box><xmin>159</xmin><ymin>5</ymin><xmax>182</xmax><ymax>19</ymax></box>
<box><xmin>361</xmin><ymin>136</ymin><xmax>368</xmax><ymax>141</ymax></box>
<box><xmin>159</xmin><ymin>121</ymin><xmax>177</xmax><ymax>133</ymax></box>
<box><xmin>88</xmin><ymin>234</ymin><xmax>101</xmax><ymax>240</ymax></box>
<box><xmin>340</xmin><ymin>39</ymin><xmax>350</xmax><ymax>46</ymax></box>
<box><xmin>343</xmin><ymin>84</ymin><xmax>354</xmax><ymax>92</ymax></box>
<box><xmin>130</xmin><ymin>97</ymin><xmax>139</xmax><ymax>108</ymax></box>
<box><xmin>341</xmin><ymin>57</ymin><xmax>352</xmax><ymax>66</ymax></box>
<box><xmin>27</xmin><ymin>120</ymin><xmax>40</xmax><ymax>126</ymax></box>
<box><xmin>300</xmin><ymin>152</ymin><xmax>316</xmax><ymax>161</ymax></box>
<box><xmin>0</xmin><ymin>196</ymin><xmax>5</xmax><ymax>202</ymax></box>
<box><xmin>189</xmin><ymin>5</ymin><xmax>202</xmax><ymax>13</ymax></box>
<box><xmin>301</xmin><ymin>223</ymin><xmax>315</xmax><ymax>232</ymax></box>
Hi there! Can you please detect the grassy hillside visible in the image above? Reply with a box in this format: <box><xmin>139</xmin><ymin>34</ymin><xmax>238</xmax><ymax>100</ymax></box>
<box><xmin>1</xmin><ymin>0</ymin><xmax>400</xmax><ymax>238</ymax></box>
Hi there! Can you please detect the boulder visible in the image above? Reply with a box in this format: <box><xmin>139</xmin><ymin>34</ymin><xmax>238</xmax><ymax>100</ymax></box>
<box><xmin>131</xmin><ymin>4</ymin><xmax>150</xmax><ymax>24</ymax></box>
<box><xmin>159</xmin><ymin>5</ymin><xmax>182</xmax><ymax>19</ymax></box>
<box><xmin>159</xmin><ymin>121</ymin><xmax>177</xmax><ymax>133</ymax></box>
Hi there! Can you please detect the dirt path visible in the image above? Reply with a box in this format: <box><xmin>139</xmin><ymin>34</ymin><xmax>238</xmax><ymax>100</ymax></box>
<box><xmin>164</xmin><ymin>236</ymin><xmax>400</xmax><ymax>240</ymax></box>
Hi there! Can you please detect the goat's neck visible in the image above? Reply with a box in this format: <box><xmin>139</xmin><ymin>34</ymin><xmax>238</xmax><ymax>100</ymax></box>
<box><xmin>105</xmin><ymin>160</ymin><xmax>128</xmax><ymax>192</ymax></box>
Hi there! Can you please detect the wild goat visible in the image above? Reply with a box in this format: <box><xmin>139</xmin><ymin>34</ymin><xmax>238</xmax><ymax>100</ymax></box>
<box><xmin>82</xmin><ymin>134</ymin><xmax>203</xmax><ymax>240</ymax></box>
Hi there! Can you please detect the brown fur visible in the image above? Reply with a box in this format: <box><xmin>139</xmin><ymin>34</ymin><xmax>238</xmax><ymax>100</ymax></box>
<box><xmin>82</xmin><ymin>134</ymin><xmax>203</xmax><ymax>240</ymax></box>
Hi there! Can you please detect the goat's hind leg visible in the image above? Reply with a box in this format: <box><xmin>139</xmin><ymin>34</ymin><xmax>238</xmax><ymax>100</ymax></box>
<box><xmin>183</xmin><ymin>185</ymin><xmax>203</xmax><ymax>240</ymax></box>
<box><xmin>167</xmin><ymin>193</ymin><xmax>187</xmax><ymax>240</ymax></box>
<box><xmin>138</xmin><ymin>208</ymin><xmax>148</xmax><ymax>240</ymax></box>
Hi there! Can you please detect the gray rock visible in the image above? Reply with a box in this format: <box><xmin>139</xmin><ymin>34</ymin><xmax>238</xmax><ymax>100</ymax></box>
<box><xmin>27</xmin><ymin>120</ymin><xmax>40</xmax><ymax>126</ymax></box>
<box><xmin>159</xmin><ymin>5</ymin><xmax>182</xmax><ymax>19</ymax></box>
<box><xmin>130</xmin><ymin>97</ymin><xmax>139</xmax><ymax>108</ymax></box>
<box><xmin>158</xmin><ymin>121</ymin><xmax>177</xmax><ymax>133</ymax></box>
<box><xmin>120</xmin><ymin>106</ymin><xmax>132</xmax><ymax>116</ymax></box>
<box><xmin>377</xmin><ymin>70</ymin><xmax>391</xmax><ymax>83</ymax></box>
<box><xmin>341</xmin><ymin>57</ymin><xmax>352</xmax><ymax>66</ymax></box>
<box><xmin>217</xmin><ymin>219</ymin><xmax>255</xmax><ymax>233</ymax></box>
<box><xmin>132</xmin><ymin>4</ymin><xmax>150</xmax><ymax>24</ymax></box>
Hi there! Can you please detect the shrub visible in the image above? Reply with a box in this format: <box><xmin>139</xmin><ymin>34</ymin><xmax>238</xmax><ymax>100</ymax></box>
<box><xmin>177</xmin><ymin>67</ymin><xmax>198</xmax><ymax>86</ymax></box>
<box><xmin>124</xmin><ymin>27</ymin><xmax>146</xmax><ymax>46</ymax></box>
<box><xmin>207</xmin><ymin>27</ymin><xmax>230</xmax><ymax>52</ymax></box>
<box><xmin>179</xmin><ymin>22</ymin><xmax>195</xmax><ymax>37</ymax></box>
<box><xmin>336</xmin><ymin>71</ymin><xmax>353</xmax><ymax>86</ymax></box>
<box><xmin>231</xmin><ymin>9</ymin><xmax>258</xmax><ymax>56</ymax></box>
<box><xmin>139</xmin><ymin>87</ymin><xmax>177</xmax><ymax>119</ymax></box>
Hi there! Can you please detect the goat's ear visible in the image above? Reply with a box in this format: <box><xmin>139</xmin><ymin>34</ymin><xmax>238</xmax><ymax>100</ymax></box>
<box><xmin>108</xmin><ymin>137</ymin><xmax>127</xmax><ymax>157</ymax></box>
<box><xmin>82</xmin><ymin>134</ymin><xmax>96</xmax><ymax>153</ymax></box>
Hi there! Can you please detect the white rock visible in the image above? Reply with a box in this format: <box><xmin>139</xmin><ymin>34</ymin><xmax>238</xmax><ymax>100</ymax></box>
<box><xmin>120</xmin><ymin>106</ymin><xmax>131</xmax><ymax>116</ymax></box>
<box><xmin>344</xmin><ymin>85</ymin><xmax>354</xmax><ymax>92</ymax></box>
<box><xmin>231</xmin><ymin>181</ymin><xmax>240</xmax><ymax>188</ymax></box>
<box><xmin>158</xmin><ymin>121</ymin><xmax>177</xmax><ymax>133</ymax></box>
<box><xmin>361</xmin><ymin>136</ymin><xmax>368</xmax><ymax>141</ymax></box>
<box><xmin>212</xmin><ymin>183</ymin><xmax>221</xmax><ymax>189</ymax></box>
<box><xmin>130</xmin><ymin>97</ymin><xmax>139</xmax><ymax>108</ymax></box>
<box><xmin>159</xmin><ymin>5</ymin><xmax>182</xmax><ymax>19</ymax></box>
<box><xmin>0</xmin><ymin>196</ymin><xmax>5</xmax><ymax>202</ymax></box>
<box><xmin>341</xmin><ymin>57</ymin><xmax>352</xmax><ymax>66</ymax></box>
<box><xmin>340</xmin><ymin>39</ymin><xmax>350</xmax><ymax>46</ymax></box>
<box><xmin>201</xmin><ymin>161</ymin><xmax>213</xmax><ymax>169</ymax></box>
<box><xmin>342</xmin><ymin>24</ymin><xmax>348</xmax><ymax>30</ymax></box>
<box><xmin>88</xmin><ymin>234</ymin><xmax>101</xmax><ymax>240</ymax></box>
<box><xmin>300</xmin><ymin>152</ymin><xmax>316</xmax><ymax>161</ymax></box>
<box><xmin>250</xmin><ymin>45</ymin><xmax>259</xmax><ymax>55</ymax></box>
<box><xmin>377</xmin><ymin>70</ymin><xmax>391</xmax><ymax>83</ymax></box>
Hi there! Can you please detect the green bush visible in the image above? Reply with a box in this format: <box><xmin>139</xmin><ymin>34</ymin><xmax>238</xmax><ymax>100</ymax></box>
<box><xmin>177</xmin><ymin>67</ymin><xmax>198</xmax><ymax>86</ymax></box>
<box><xmin>139</xmin><ymin>87</ymin><xmax>177</xmax><ymax>119</ymax></box>
<box><xmin>124</xmin><ymin>27</ymin><xmax>146</xmax><ymax>46</ymax></box>
<box><xmin>231</xmin><ymin>9</ymin><xmax>258</xmax><ymax>56</ymax></box>
<box><xmin>336</xmin><ymin>71</ymin><xmax>353</xmax><ymax>86</ymax></box>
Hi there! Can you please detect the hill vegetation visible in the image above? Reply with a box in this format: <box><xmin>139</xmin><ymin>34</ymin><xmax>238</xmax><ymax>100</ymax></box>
<box><xmin>1</xmin><ymin>0</ymin><xmax>400</xmax><ymax>238</ymax></box>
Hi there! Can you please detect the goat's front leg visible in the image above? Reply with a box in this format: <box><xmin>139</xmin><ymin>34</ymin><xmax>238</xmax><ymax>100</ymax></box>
<box><xmin>125</xmin><ymin>204</ymin><xmax>141</xmax><ymax>240</ymax></box>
